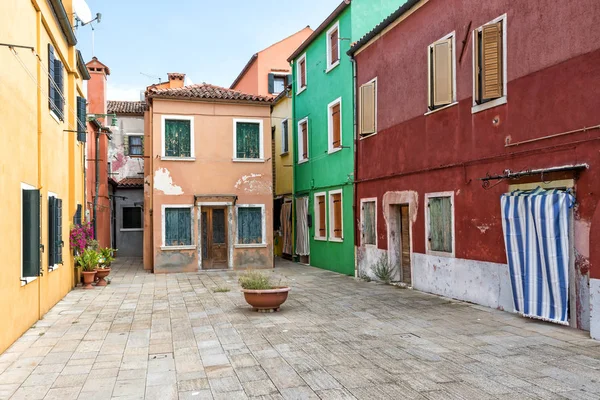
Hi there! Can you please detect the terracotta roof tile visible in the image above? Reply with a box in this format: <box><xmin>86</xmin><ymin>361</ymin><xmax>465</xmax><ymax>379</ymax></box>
<box><xmin>118</xmin><ymin>177</ymin><xmax>144</xmax><ymax>188</ymax></box>
<box><xmin>148</xmin><ymin>83</ymin><xmax>272</xmax><ymax>103</ymax></box>
<box><xmin>107</xmin><ymin>100</ymin><xmax>146</xmax><ymax>115</ymax></box>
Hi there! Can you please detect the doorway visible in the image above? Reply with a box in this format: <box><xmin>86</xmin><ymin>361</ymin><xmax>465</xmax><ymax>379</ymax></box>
<box><xmin>389</xmin><ymin>204</ymin><xmax>411</xmax><ymax>285</ymax></box>
<box><xmin>201</xmin><ymin>207</ymin><xmax>228</xmax><ymax>269</ymax></box>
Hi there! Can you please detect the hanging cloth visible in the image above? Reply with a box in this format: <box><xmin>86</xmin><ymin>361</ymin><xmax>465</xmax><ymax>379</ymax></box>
<box><xmin>281</xmin><ymin>202</ymin><xmax>293</xmax><ymax>255</ymax></box>
<box><xmin>500</xmin><ymin>187</ymin><xmax>574</xmax><ymax>325</ymax></box>
<box><xmin>295</xmin><ymin>197</ymin><xmax>309</xmax><ymax>256</ymax></box>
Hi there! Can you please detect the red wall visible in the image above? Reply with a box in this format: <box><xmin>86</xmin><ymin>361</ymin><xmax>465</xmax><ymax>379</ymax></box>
<box><xmin>355</xmin><ymin>0</ymin><xmax>600</xmax><ymax>275</ymax></box>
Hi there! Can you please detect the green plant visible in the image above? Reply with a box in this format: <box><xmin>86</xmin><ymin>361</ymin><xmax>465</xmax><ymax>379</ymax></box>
<box><xmin>87</xmin><ymin>239</ymin><xmax>99</xmax><ymax>250</ymax></box>
<box><xmin>99</xmin><ymin>247</ymin><xmax>116</xmax><ymax>268</ymax></box>
<box><xmin>238</xmin><ymin>270</ymin><xmax>273</xmax><ymax>290</ymax></box>
<box><xmin>372</xmin><ymin>254</ymin><xmax>397</xmax><ymax>284</ymax></box>
<box><xmin>213</xmin><ymin>287</ymin><xmax>230</xmax><ymax>293</ymax></box>
<box><xmin>359</xmin><ymin>271</ymin><xmax>372</xmax><ymax>282</ymax></box>
<box><xmin>75</xmin><ymin>248</ymin><xmax>100</xmax><ymax>272</ymax></box>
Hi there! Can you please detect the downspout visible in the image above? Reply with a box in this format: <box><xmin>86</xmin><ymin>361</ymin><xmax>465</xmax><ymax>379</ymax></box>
<box><xmin>350</xmin><ymin>55</ymin><xmax>358</xmax><ymax>278</ymax></box>
<box><xmin>93</xmin><ymin>129</ymin><xmax>99</xmax><ymax>239</ymax></box>
<box><xmin>36</xmin><ymin>9</ymin><xmax>43</xmax><ymax>319</ymax></box>
<box><xmin>291</xmin><ymin>62</ymin><xmax>297</xmax><ymax>262</ymax></box>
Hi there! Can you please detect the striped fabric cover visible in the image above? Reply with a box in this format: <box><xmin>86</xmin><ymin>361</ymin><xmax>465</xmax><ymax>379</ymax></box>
<box><xmin>500</xmin><ymin>187</ymin><xmax>574</xmax><ymax>325</ymax></box>
<box><xmin>295</xmin><ymin>197</ymin><xmax>310</xmax><ymax>256</ymax></box>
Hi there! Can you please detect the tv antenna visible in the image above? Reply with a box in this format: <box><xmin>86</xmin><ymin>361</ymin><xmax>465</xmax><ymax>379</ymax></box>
<box><xmin>73</xmin><ymin>0</ymin><xmax>102</xmax><ymax>55</ymax></box>
<box><xmin>140</xmin><ymin>72</ymin><xmax>162</xmax><ymax>84</ymax></box>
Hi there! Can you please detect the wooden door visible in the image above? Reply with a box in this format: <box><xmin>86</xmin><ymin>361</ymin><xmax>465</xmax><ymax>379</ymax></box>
<box><xmin>202</xmin><ymin>207</ymin><xmax>228</xmax><ymax>269</ymax></box>
<box><xmin>400</xmin><ymin>205</ymin><xmax>411</xmax><ymax>285</ymax></box>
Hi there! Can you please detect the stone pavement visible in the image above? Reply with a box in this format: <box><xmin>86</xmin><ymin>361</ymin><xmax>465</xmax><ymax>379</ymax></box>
<box><xmin>1</xmin><ymin>258</ymin><xmax>600</xmax><ymax>400</ymax></box>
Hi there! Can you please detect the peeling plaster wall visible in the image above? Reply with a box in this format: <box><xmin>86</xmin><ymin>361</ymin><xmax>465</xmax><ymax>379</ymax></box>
<box><xmin>154</xmin><ymin>168</ymin><xmax>184</xmax><ymax>195</ymax></box>
<box><xmin>591</xmin><ymin>279</ymin><xmax>600</xmax><ymax>340</ymax></box>
<box><xmin>108</xmin><ymin>114</ymin><xmax>144</xmax><ymax>182</ymax></box>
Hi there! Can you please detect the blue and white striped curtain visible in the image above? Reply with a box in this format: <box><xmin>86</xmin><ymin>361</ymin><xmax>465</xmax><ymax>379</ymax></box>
<box><xmin>500</xmin><ymin>187</ymin><xmax>574</xmax><ymax>325</ymax></box>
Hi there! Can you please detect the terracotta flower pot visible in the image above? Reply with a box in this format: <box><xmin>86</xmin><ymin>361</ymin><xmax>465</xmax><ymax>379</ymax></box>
<box><xmin>241</xmin><ymin>287</ymin><xmax>290</xmax><ymax>312</ymax></box>
<box><xmin>95</xmin><ymin>268</ymin><xmax>111</xmax><ymax>286</ymax></box>
<box><xmin>82</xmin><ymin>270</ymin><xmax>97</xmax><ymax>289</ymax></box>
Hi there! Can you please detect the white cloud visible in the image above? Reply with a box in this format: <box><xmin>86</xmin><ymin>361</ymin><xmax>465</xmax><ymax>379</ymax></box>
<box><xmin>107</xmin><ymin>83</ymin><xmax>144</xmax><ymax>101</ymax></box>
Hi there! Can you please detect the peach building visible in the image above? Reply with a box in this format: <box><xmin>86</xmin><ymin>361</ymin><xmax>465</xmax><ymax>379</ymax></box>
<box><xmin>144</xmin><ymin>79</ymin><xmax>274</xmax><ymax>273</ymax></box>
<box><xmin>230</xmin><ymin>26</ymin><xmax>313</xmax><ymax>97</ymax></box>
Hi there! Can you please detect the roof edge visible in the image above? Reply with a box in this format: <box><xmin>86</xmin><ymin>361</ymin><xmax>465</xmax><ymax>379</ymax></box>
<box><xmin>230</xmin><ymin>53</ymin><xmax>258</xmax><ymax>89</ymax></box>
<box><xmin>77</xmin><ymin>50</ymin><xmax>91</xmax><ymax>80</ymax></box>
<box><xmin>148</xmin><ymin>94</ymin><xmax>272</xmax><ymax>105</ymax></box>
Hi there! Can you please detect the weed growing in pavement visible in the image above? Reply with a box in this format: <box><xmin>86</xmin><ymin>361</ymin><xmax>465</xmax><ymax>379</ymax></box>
<box><xmin>372</xmin><ymin>254</ymin><xmax>397</xmax><ymax>284</ymax></box>
<box><xmin>213</xmin><ymin>287</ymin><xmax>230</xmax><ymax>293</ymax></box>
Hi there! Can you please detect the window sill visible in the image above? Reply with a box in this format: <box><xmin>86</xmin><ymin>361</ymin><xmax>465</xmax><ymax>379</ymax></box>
<box><xmin>297</xmin><ymin>86</ymin><xmax>307</xmax><ymax>95</ymax></box>
<box><xmin>50</xmin><ymin>111</ymin><xmax>62</xmax><ymax>124</ymax></box>
<box><xmin>21</xmin><ymin>276</ymin><xmax>37</xmax><ymax>287</ymax></box>
<box><xmin>328</xmin><ymin>147</ymin><xmax>342</xmax><ymax>155</ymax></box>
<box><xmin>471</xmin><ymin>97</ymin><xmax>507</xmax><ymax>114</ymax></box>
<box><xmin>325</xmin><ymin>61</ymin><xmax>340</xmax><ymax>74</ymax></box>
<box><xmin>280</xmin><ymin>151</ymin><xmax>289</xmax><ymax>156</ymax></box>
<box><xmin>362</xmin><ymin>243</ymin><xmax>377</xmax><ymax>248</ymax></box>
<box><xmin>298</xmin><ymin>159</ymin><xmax>309</xmax><ymax>165</ymax></box>
<box><xmin>314</xmin><ymin>237</ymin><xmax>327</xmax><ymax>242</ymax></box>
<box><xmin>49</xmin><ymin>264</ymin><xmax>60</xmax><ymax>272</ymax></box>
<box><xmin>235</xmin><ymin>244</ymin><xmax>267</xmax><ymax>249</ymax></box>
<box><xmin>161</xmin><ymin>245</ymin><xmax>196</xmax><ymax>251</ymax></box>
<box><xmin>232</xmin><ymin>158</ymin><xmax>266</xmax><ymax>163</ymax></box>
<box><xmin>329</xmin><ymin>238</ymin><xmax>344</xmax><ymax>243</ymax></box>
<box><xmin>121</xmin><ymin>228</ymin><xmax>143</xmax><ymax>232</ymax></box>
<box><xmin>160</xmin><ymin>156</ymin><xmax>196</xmax><ymax>162</ymax></box>
<box><xmin>129</xmin><ymin>155</ymin><xmax>144</xmax><ymax>159</ymax></box>
<box><xmin>359</xmin><ymin>132</ymin><xmax>378</xmax><ymax>140</ymax></box>
<box><xmin>424</xmin><ymin>101</ymin><xmax>458</xmax><ymax>116</ymax></box>
<box><xmin>426</xmin><ymin>250</ymin><xmax>455</xmax><ymax>258</ymax></box>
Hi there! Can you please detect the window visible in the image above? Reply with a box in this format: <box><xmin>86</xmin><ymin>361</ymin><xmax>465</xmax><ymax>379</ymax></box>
<box><xmin>426</xmin><ymin>193</ymin><xmax>454</xmax><ymax>256</ymax></box>
<box><xmin>76</xmin><ymin>96</ymin><xmax>87</xmax><ymax>142</ymax></box>
<box><xmin>123</xmin><ymin>207</ymin><xmax>142</xmax><ymax>229</ymax></box>
<box><xmin>163</xmin><ymin>207</ymin><xmax>192</xmax><ymax>247</ymax></box>
<box><xmin>162</xmin><ymin>116</ymin><xmax>194</xmax><ymax>159</ymax></box>
<box><xmin>126</xmin><ymin>135</ymin><xmax>144</xmax><ymax>156</ymax></box>
<box><xmin>269</xmin><ymin>74</ymin><xmax>287</xmax><ymax>94</ymax></box>
<box><xmin>48</xmin><ymin>195</ymin><xmax>63</xmax><ymax>269</ymax></box>
<box><xmin>234</xmin><ymin>119</ymin><xmax>263</xmax><ymax>160</ymax></box>
<box><xmin>361</xmin><ymin>199</ymin><xmax>376</xmax><ymax>246</ymax></box>
<box><xmin>329</xmin><ymin>190</ymin><xmax>343</xmax><ymax>241</ymax></box>
<box><xmin>281</xmin><ymin>119</ymin><xmax>289</xmax><ymax>154</ymax></box>
<box><xmin>326</xmin><ymin>22</ymin><xmax>340</xmax><ymax>71</ymax></box>
<box><xmin>237</xmin><ymin>206</ymin><xmax>265</xmax><ymax>245</ymax></box>
<box><xmin>297</xmin><ymin>118</ymin><xmax>308</xmax><ymax>163</ymax></box>
<box><xmin>48</xmin><ymin>44</ymin><xmax>64</xmax><ymax>120</ymax></box>
<box><xmin>328</xmin><ymin>97</ymin><xmax>342</xmax><ymax>153</ymax></box>
<box><xmin>314</xmin><ymin>193</ymin><xmax>327</xmax><ymax>240</ymax></box>
<box><xmin>360</xmin><ymin>79</ymin><xmax>377</xmax><ymax>136</ymax></box>
<box><xmin>297</xmin><ymin>53</ymin><xmax>307</xmax><ymax>93</ymax></box>
<box><xmin>428</xmin><ymin>33</ymin><xmax>456</xmax><ymax>111</ymax></box>
<box><xmin>22</xmin><ymin>185</ymin><xmax>40</xmax><ymax>280</ymax></box>
<box><xmin>473</xmin><ymin>15</ymin><xmax>507</xmax><ymax>112</ymax></box>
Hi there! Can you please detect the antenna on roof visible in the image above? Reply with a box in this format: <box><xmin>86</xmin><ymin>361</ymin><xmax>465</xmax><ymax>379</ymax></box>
<box><xmin>140</xmin><ymin>72</ymin><xmax>161</xmax><ymax>83</ymax></box>
<box><xmin>73</xmin><ymin>0</ymin><xmax>101</xmax><ymax>56</ymax></box>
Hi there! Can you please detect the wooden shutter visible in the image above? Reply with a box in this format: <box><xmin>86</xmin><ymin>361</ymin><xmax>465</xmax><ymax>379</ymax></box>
<box><xmin>332</xmin><ymin>103</ymin><xmax>341</xmax><ymax>148</ymax></box>
<box><xmin>77</xmin><ymin>96</ymin><xmax>87</xmax><ymax>138</ymax></box>
<box><xmin>301</xmin><ymin>121</ymin><xmax>308</xmax><ymax>159</ymax></box>
<box><xmin>268</xmin><ymin>73</ymin><xmax>275</xmax><ymax>94</ymax></box>
<box><xmin>48</xmin><ymin>197</ymin><xmax>55</xmax><ymax>267</ymax></box>
<box><xmin>282</xmin><ymin>120</ymin><xmax>288</xmax><ymax>153</ymax></box>
<box><xmin>54</xmin><ymin>59</ymin><xmax>64</xmax><ymax>120</ymax></box>
<box><xmin>428</xmin><ymin>197</ymin><xmax>452</xmax><ymax>253</ymax></box>
<box><xmin>48</xmin><ymin>44</ymin><xmax>55</xmax><ymax>112</ymax></box>
<box><xmin>360</xmin><ymin>82</ymin><xmax>376</xmax><ymax>135</ymax></box>
<box><xmin>330</xmin><ymin>28</ymin><xmax>339</xmax><ymax>64</ymax></box>
<box><xmin>318</xmin><ymin>196</ymin><xmax>326</xmax><ymax>237</ymax></box>
<box><xmin>55</xmin><ymin>198</ymin><xmax>63</xmax><ymax>264</ymax></box>
<box><xmin>332</xmin><ymin>193</ymin><xmax>342</xmax><ymax>238</ymax></box>
<box><xmin>299</xmin><ymin>59</ymin><xmax>306</xmax><ymax>88</ymax></box>
<box><xmin>481</xmin><ymin>22</ymin><xmax>503</xmax><ymax>100</ymax></box>
<box><xmin>432</xmin><ymin>38</ymin><xmax>453</xmax><ymax>107</ymax></box>
<box><xmin>22</xmin><ymin>189</ymin><xmax>41</xmax><ymax>277</ymax></box>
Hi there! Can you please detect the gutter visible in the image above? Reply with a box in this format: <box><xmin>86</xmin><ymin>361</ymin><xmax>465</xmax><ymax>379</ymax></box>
<box><xmin>48</xmin><ymin>0</ymin><xmax>77</xmax><ymax>46</ymax></box>
<box><xmin>77</xmin><ymin>50</ymin><xmax>91</xmax><ymax>80</ymax></box>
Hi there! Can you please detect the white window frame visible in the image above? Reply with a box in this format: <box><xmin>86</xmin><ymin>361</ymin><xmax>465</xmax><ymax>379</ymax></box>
<box><xmin>360</xmin><ymin>197</ymin><xmax>377</xmax><ymax>247</ymax></box>
<box><xmin>48</xmin><ymin>191</ymin><xmax>59</xmax><ymax>272</ymax></box>
<box><xmin>21</xmin><ymin>183</ymin><xmax>38</xmax><ymax>286</ymax></box>
<box><xmin>297</xmin><ymin>117</ymin><xmax>309</xmax><ymax>164</ymax></box>
<box><xmin>425</xmin><ymin>31</ymin><xmax>458</xmax><ymax>115</ymax></box>
<box><xmin>161</xmin><ymin>115</ymin><xmax>195</xmax><ymax>161</ymax></box>
<box><xmin>235</xmin><ymin>204</ymin><xmax>267</xmax><ymax>248</ymax></box>
<box><xmin>326</xmin><ymin>21</ymin><xmax>341</xmax><ymax>73</ymax></box>
<box><xmin>161</xmin><ymin>204</ymin><xmax>195</xmax><ymax>250</ymax></box>
<box><xmin>232</xmin><ymin>118</ymin><xmax>265</xmax><ymax>162</ymax></box>
<box><xmin>327</xmin><ymin>97</ymin><xmax>342</xmax><ymax>154</ymax></box>
<box><xmin>281</xmin><ymin>118</ymin><xmax>289</xmax><ymax>155</ymax></box>
<box><xmin>314</xmin><ymin>192</ymin><xmax>327</xmax><ymax>241</ymax></box>
<box><xmin>424</xmin><ymin>191</ymin><xmax>455</xmax><ymax>258</ymax></box>
<box><xmin>328</xmin><ymin>189</ymin><xmax>343</xmax><ymax>242</ymax></box>
<box><xmin>472</xmin><ymin>13</ymin><xmax>508</xmax><ymax>114</ymax></box>
<box><xmin>272</xmin><ymin>74</ymin><xmax>287</xmax><ymax>95</ymax></box>
<box><xmin>296</xmin><ymin>53</ymin><xmax>307</xmax><ymax>95</ymax></box>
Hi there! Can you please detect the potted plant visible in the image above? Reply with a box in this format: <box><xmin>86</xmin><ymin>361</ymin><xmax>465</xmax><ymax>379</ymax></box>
<box><xmin>239</xmin><ymin>270</ymin><xmax>290</xmax><ymax>312</ymax></box>
<box><xmin>74</xmin><ymin>248</ymin><xmax>100</xmax><ymax>289</ymax></box>
<box><xmin>96</xmin><ymin>247</ymin><xmax>116</xmax><ymax>286</ymax></box>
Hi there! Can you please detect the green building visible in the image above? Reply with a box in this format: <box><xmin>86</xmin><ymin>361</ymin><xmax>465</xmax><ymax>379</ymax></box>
<box><xmin>288</xmin><ymin>0</ymin><xmax>405</xmax><ymax>275</ymax></box>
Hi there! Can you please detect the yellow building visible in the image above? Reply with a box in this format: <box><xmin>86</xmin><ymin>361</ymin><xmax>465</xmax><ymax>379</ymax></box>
<box><xmin>271</xmin><ymin>89</ymin><xmax>294</xmax><ymax>258</ymax></box>
<box><xmin>0</xmin><ymin>0</ymin><xmax>89</xmax><ymax>353</ymax></box>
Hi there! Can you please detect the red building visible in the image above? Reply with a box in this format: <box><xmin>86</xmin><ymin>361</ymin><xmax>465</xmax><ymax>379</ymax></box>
<box><xmin>349</xmin><ymin>0</ymin><xmax>600</xmax><ymax>339</ymax></box>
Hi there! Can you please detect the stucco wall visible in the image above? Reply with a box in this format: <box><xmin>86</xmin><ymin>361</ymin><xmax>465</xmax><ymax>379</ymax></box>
<box><xmin>109</xmin><ymin>114</ymin><xmax>145</xmax><ymax>182</ymax></box>
<box><xmin>272</xmin><ymin>95</ymin><xmax>293</xmax><ymax>196</ymax></box>
<box><xmin>114</xmin><ymin>188</ymin><xmax>143</xmax><ymax>257</ymax></box>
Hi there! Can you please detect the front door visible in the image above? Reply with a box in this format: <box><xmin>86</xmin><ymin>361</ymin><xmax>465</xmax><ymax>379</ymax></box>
<box><xmin>389</xmin><ymin>204</ymin><xmax>411</xmax><ymax>284</ymax></box>
<box><xmin>202</xmin><ymin>207</ymin><xmax>228</xmax><ymax>269</ymax></box>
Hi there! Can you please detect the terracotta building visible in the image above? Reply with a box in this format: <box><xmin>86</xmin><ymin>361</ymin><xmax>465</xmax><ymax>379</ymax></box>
<box><xmin>144</xmin><ymin>80</ymin><xmax>273</xmax><ymax>273</ymax></box>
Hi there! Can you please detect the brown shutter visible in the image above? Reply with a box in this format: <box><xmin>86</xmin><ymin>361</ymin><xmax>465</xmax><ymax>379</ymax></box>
<box><xmin>333</xmin><ymin>193</ymin><xmax>342</xmax><ymax>238</ymax></box>
<box><xmin>299</xmin><ymin>59</ymin><xmax>306</xmax><ymax>88</ymax></box>
<box><xmin>481</xmin><ymin>22</ymin><xmax>503</xmax><ymax>100</ymax></box>
<box><xmin>330</xmin><ymin>28</ymin><xmax>339</xmax><ymax>64</ymax></box>
<box><xmin>301</xmin><ymin>122</ymin><xmax>308</xmax><ymax>159</ymax></box>
<box><xmin>432</xmin><ymin>38</ymin><xmax>453</xmax><ymax>107</ymax></box>
<box><xmin>360</xmin><ymin>82</ymin><xmax>376</xmax><ymax>135</ymax></box>
<box><xmin>332</xmin><ymin>103</ymin><xmax>341</xmax><ymax>148</ymax></box>
<box><xmin>318</xmin><ymin>196</ymin><xmax>326</xmax><ymax>237</ymax></box>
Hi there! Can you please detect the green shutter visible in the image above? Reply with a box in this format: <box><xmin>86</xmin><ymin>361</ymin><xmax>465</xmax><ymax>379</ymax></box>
<box><xmin>429</xmin><ymin>197</ymin><xmax>452</xmax><ymax>253</ymax></box>
<box><xmin>165</xmin><ymin>208</ymin><xmax>191</xmax><ymax>246</ymax></box>
<box><xmin>54</xmin><ymin>59</ymin><xmax>64</xmax><ymax>120</ymax></box>
<box><xmin>236</xmin><ymin>122</ymin><xmax>260</xmax><ymax>159</ymax></box>
<box><xmin>55</xmin><ymin>198</ymin><xmax>63</xmax><ymax>264</ymax></box>
<box><xmin>74</xmin><ymin>204</ymin><xmax>82</xmax><ymax>226</ymax></box>
<box><xmin>165</xmin><ymin>120</ymin><xmax>191</xmax><ymax>157</ymax></box>
<box><xmin>23</xmin><ymin>189</ymin><xmax>41</xmax><ymax>277</ymax></box>
<box><xmin>286</xmin><ymin>74</ymin><xmax>293</xmax><ymax>89</ymax></box>
<box><xmin>48</xmin><ymin>197</ymin><xmax>55</xmax><ymax>266</ymax></box>
<box><xmin>268</xmin><ymin>73</ymin><xmax>275</xmax><ymax>94</ymax></box>
<box><xmin>48</xmin><ymin>44</ymin><xmax>55</xmax><ymax>112</ymax></box>
<box><xmin>77</xmin><ymin>96</ymin><xmax>87</xmax><ymax>137</ymax></box>
<box><xmin>238</xmin><ymin>207</ymin><xmax>262</xmax><ymax>244</ymax></box>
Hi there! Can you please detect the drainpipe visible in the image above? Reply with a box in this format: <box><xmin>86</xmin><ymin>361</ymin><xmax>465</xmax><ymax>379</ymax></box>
<box><xmin>350</xmin><ymin>55</ymin><xmax>358</xmax><ymax>278</ymax></box>
<box><xmin>93</xmin><ymin>129</ymin><xmax>100</xmax><ymax>239</ymax></box>
<box><xmin>291</xmin><ymin>63</ymin><xmax>297</xmax><ymax>262</ymax></box>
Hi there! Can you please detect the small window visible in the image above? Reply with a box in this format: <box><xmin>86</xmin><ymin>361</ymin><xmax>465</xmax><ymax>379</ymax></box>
<box><xmin>274</xmin><ymin>76</ymin><xmax>285</xmax><ymax>94</ymax></box>
<box><xmin>426</xmin><ymin>194</ymin><xmax>453</xmax><ymax>254</ymax></box>
<box><xmin>237</xmin><ymin>206</ymin><xmax>264</xmax><ymax>245</ymax></box>
<box><xmin>234</xmin><ymin>120</ymin><xmax>262</xmax><ymax>160</ymax></box>
<box><xmin>474</xmin><ymin>17</ymin><xmax>506</xmax><ymax>106</ymax></box>
<box><xmin>163</xmin><ymin>118</ymin><xmax>192</xmax><ymax>158</ymax></box>
<box><xmin>128</xmin><ymin>135</ymin><xmax>144</xmax><ymax>156</ymax></box>
<box><xmin>297</xmin><ymin>54</ymin><xmax>307</xmax><ymax>93</ymax></box>
<box><xmin>48</xmin><ymin>195</ymin><xmax>63</xmax><ymax>268</ymax></box>
<box><xmin>298</xmin><ymin>118</ymin><xmax>308</xmax><ymax>163</ymax></box>
<box><xmin>326</xmin><ymin>22</ymin><xmax>340</xmax><ymax>70</ymax></box>
<box><xmin>123</xmin><ymin>207</ymin><xmax>142</xmax><ymax>229</ymax></box>
<box><xmin>361</xmin><ymin>200</ymin><xmax>376</xmax><ymax>246</ymax></box>
<box><xmin>360</xmin><ymin>79</ymin><xmax>377</xmax><ymax>136</ymax></box>
<box><xmin>314</xmin><ymin>193</ymin><xmax>327</xmax><ymax>240</ymax></box>
<box><xmin>328</xmin><ymin>98</ymin><xmax>342</xmax><ymax>152</ymax></box>
<box><xmin>428</xmin><ymin>34</ymin><xmax>455</xmax><ymax>110</ymax></box>
<box><xmin>164</xmin><ymin>207</ymin><xmax>192</xmax><ymax>247</ymax></box>
<box><xmin>281</xmin><ymin>119</ymin><xmax>289</xmax><ymax>154</ymax></box>
<box><xmin>329</xmin><ymin>191</ymin><xmax>343</xmax><ymax>241</ymax></box>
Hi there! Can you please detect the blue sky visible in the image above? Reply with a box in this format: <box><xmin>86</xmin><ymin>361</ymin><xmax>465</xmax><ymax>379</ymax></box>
<box><xmin>77</xmin><ymin>0</ymin><xmax>341</xmax><ymax>100</ymax></box>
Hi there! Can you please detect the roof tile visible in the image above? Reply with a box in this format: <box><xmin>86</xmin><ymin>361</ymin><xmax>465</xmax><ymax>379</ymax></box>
<box><xmin>118</xmin><ymin>177</ymin><xmax>144</xmax><ymax>188</ymax></box>
<box><xmin>148</xmin><ymin>83</ymin><xmax>272</xmax><ymax>103</ymax></box>
<box><xmin>107</xmin><ymin>100</ymin><xmax>146</xmax><ymax>115</ymax></box>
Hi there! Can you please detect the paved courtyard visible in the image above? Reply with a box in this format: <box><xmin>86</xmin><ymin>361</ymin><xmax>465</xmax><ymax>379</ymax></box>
<box><xmin>1</xmin><ymin>258</ymin><xmax>600</xmax><ymax>400</ymax></box>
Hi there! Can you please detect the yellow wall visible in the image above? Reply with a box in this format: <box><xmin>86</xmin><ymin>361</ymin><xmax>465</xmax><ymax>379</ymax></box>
<box><xmin>0</xmin><ymin>0</ymin><xmax>85</xmax><ymax>353</ymax></box>
<box><xmin>272</xmin><ymin>94</ymin><xmax>293</xmax><ymax>196</ymax></box>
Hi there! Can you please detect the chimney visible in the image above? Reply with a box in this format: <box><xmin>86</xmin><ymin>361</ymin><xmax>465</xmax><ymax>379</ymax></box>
<box><xmin>86</xmin><ymin>57</ymin><xmax>110</xmax><ymax>117</ymax></box>
<box><xmin>167</xmin><ymin>72</ymin><xmax>186</xmax><ymax>88</ymax></box>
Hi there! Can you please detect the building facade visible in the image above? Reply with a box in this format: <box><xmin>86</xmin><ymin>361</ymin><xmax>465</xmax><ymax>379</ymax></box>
<box><xmin>0</xmin><ymin>0</ymin><xmax>88</xmax><ymax>353</ymax></box>
<box><xmin>350</xmin><ymin>0</ymin><xmax>600</xmax><ymax>338</ymax></box>
<box><xmin>144</xmin><ymin>83</ymin><xmax>273</xmax><ymax>273</ymax></box>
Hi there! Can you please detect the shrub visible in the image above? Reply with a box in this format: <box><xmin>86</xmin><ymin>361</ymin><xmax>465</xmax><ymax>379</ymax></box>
<box><xmin>69</xmin><ymin>222</ymin><xmax>94</xmax><ymax>255</ymax></box>
<box><xmin>239</xmin><ymin>270</ymin><xmax>273</xmax><ymax>290</ymax></box>
<box><xmin>75</xmin><ymin>248</ymin><xmax>100</xmax><ymax>272</ymax></box>
<box><xmin>372</xmin><ymin>254</ymin><xmax>397</xmax><ymax>284</ymax></box>
<box><xmin>99</xmin><ymin>247</ymin><xmax>117</xmax><ymax>268</ymax></box>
